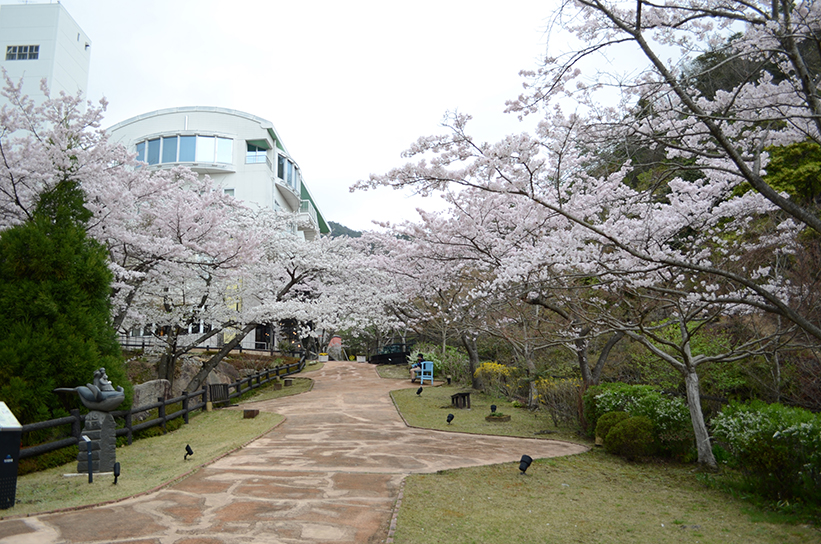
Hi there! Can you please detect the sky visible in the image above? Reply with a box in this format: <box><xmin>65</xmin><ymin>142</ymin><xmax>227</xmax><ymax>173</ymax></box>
<box><xmin>48</xmin><ymin>0</ymin><xmax>554</xmax><ymax>232</ymax></box>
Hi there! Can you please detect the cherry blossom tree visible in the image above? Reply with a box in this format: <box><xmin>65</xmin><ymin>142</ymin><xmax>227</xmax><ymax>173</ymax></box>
<box><xmin>0</xmin><ymin>78</ymin><xmax>260</xmax><ymax>388</ymax></box>
<box><xmin>353</xmin><ymin>1</ymin><xmax>821</xmax><ymax>467</ymax></box>
<box><xmin>183</xmin><ymin>211</ymin><xmax>363</xmax><ymax>393</ymax></box>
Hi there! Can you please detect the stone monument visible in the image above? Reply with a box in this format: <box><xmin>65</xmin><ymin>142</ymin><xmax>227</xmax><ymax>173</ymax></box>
<box><xmin>55</xmin><ymin>368</ymin><xmax>125</xmax><ymax>473</ymax></box>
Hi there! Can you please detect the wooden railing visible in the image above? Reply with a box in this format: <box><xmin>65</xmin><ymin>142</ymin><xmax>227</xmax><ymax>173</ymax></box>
<box><xmin>19</xmin><ymin>358</ymin><xmax>305</xmax><ymax>460</ymax></box>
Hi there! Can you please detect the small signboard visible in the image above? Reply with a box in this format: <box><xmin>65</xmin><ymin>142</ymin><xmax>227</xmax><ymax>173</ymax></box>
<box><xmin>0</xmin><ymin>402</ymin><xmax>21</xmax><ymax>431</ymax></box>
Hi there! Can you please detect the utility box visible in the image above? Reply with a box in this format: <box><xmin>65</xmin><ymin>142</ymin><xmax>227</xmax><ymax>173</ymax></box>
<box><xmin>0</xmin><ymin>401</ymin><xmax>22</xmax><ymax>510</ymax></box>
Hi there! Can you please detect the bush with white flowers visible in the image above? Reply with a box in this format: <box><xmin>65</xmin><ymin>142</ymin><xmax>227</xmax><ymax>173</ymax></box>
<box><xmin>712</xmin><ymin>401</ymin><xmax>821</xmax><ymax>502</ymax></box>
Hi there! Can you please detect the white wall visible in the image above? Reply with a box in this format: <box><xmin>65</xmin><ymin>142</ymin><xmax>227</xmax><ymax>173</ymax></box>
<box><xmin>0</xmin><ymin>3</ymin><xmax>90</xmax><ymax>102</ymax></box>
<box><xmin>108</xmin><ymin>107</ymin><xmax>305</xmax><ymax>217</ymax></box>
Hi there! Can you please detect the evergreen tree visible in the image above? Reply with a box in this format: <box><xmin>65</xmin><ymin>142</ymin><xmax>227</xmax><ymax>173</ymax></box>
<box><xmin>0</xmin><ymin>180</ymin><xmax>131</xmax><ymax>425</ymax></box>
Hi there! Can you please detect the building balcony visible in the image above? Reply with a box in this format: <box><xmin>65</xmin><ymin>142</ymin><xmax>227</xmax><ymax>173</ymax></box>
<box><xmin>298</xmin><ymin>200</ymin><xmax>320</xmax><ymax>240</ymax></box>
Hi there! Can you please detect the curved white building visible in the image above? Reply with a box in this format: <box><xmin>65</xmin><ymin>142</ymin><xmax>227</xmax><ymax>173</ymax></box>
<box><xmin>108</xmin><ymin>106</ymin><xmax>328</xmax><ymax>240</ymax></box>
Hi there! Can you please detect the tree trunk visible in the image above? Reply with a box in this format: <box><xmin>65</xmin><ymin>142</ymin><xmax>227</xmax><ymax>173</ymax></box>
<box><xmin>684</xmin><ymin>368</ymin><xmax>717</xmax><ymax>469</ymax></box>
<box><xmin>460</xmin><ymin>332</ymin><xmax>481</xmax><ymax>389</ymax></box>
<box><xmin>184</xmin><ymin>323</ymin><xmax>256</xmax><ymax>393</ymax></box>
<box><xmin>157</xmin><ymin>329</ymin><xmax>180</xmax><ymax>388</ymax></box>
<box><xmin>590</xmin><ymin>331</ymin><xmax>624</xmax><ymax>385</ymax></box>
<box><xmin>576</xmin><ymin>328</ymin><xmax>592</xmax><ymax>386</ymax></box>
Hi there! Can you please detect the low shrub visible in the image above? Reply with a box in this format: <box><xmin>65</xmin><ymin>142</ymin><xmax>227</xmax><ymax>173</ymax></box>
<box><xmin>583</xmin><ymin>383</ymin><xmax>658</xmax><ymax>436</ymax></box>
<box><xmin>18</xmin><ymin>446</ymin><xmax>78</xmax><ymax>476</ymax></box>
<box><xmin>535</xmin><ymin>376</ymin><xmax>582</xmax><ymax>427</ymax></box>
<box><xmin>584</xmin><ymin>382</ymin><xmax>694</xmax><ymax>458</ymax></box>
<box><xmin>711</xmin><ymin>400</ymin><xmax>821</xmax><ymax>503</ymax></box>
<box><xmin>605</xmin><ymin>416</ymin><xmax>656</xmax><ymax>460</ymax></box>
<box><xmin>595</xmin><ymin>411</ymin><xmax>629</xmax><ymax>442</ymax></box>
<box><xmin>474</xmin><ymin>361</ymin><xmax>517</xmax><ymax>399</ymax></box>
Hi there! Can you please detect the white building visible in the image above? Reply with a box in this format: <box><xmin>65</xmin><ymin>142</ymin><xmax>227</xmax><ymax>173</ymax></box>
<box><xmin>109</xmin><ymin>107</ymin><xmax>329</xmax><ymax>351</ymax></box>
<box><xmin>108</xmin><ymin>107</ymin><xmax>328</xmax><ymax>241</ymax></box>
<box><xmin>0</xmin><ymin>2</ymin><xmax>90</xmax><ymax>103</ymax></box>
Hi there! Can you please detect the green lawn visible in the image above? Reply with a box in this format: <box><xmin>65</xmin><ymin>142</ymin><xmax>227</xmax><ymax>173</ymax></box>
<box><xmin>376</xmin><ymin>363</ymin><xmax>412</xmax><ymax>380</ymax></box>
<box><xmin>2</xmin><ymin>376</ymin><xmax>313</xmax><ymax>518</ymax></box>
<box><xmin>385</xmin><ymin>373</ymin><xmax>820</xmax><ymax>543</ymax></box>
<box><xmin>390</xmin><ymin>379</ymin><xmax>580</xmax><ymax>443</ymax></box>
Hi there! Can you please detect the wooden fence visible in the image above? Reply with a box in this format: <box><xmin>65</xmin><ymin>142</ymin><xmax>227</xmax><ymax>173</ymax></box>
<box><xmin>19</xmin><ymin>358</ymin><xmax>305</xmax><ymax>461</ymax></box>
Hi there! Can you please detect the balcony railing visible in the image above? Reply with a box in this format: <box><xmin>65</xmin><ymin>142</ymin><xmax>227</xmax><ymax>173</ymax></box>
<box><xmin>299</xmin><ymin>199</ymin><xmax>318</xmax><ymax>227</ymax></box>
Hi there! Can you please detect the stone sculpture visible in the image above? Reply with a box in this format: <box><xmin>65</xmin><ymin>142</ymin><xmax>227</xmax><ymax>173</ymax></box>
<box><xmin>55</xmin><ymin>368</ymin><xmax>124</xmax><ymax>473</ymax></box>
<box><xmin>55</xmin><ymin>367</ymin><xmax>125</xmax><ymax>412</ymax></box>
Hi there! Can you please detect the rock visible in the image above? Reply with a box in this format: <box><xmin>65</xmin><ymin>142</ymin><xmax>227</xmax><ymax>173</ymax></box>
<box><xmin>131</xmin><ymin>379</ymin><xmax>172</xmax><ymax>420</ymax></box>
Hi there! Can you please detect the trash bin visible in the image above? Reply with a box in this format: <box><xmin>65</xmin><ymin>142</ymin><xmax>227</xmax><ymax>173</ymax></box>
<box><xmin>0</xmin><ymin>401</ymin><xmax>22</xmax><ymax>510</ymax></box>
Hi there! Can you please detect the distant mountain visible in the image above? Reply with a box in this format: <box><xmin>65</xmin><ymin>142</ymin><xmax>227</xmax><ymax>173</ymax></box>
<box><xmin>328</xmin><ymin>221</ymin><xmax>362</xmax><ymax>238</ymax></box>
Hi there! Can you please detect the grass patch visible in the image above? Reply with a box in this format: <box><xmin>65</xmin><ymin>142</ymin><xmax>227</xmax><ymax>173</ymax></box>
<box><xmin>377</xmin><ymin>364</ymin><xmax>411</xmax><ymax>380</ymax></box>
<box><xmin>5</xmin><ymin>410</ymin><xmax>281</xmax><ymax>517</ymax></box>
<box><xmin>303</xmin><ymin>360</ymin><xmax>324</xmax><ymax>371</ymax></box>
<box><xmin>4</xmin><ymin>372</ymin><xmax>315</xmax><ymax>518</ymax></box>
<box><xmin>395</xmin><ymin>450</ymin><xmax>817</xmax><ymax>544</ymax></box>
<box><xmin>239</xmin><ymin>377</ymin><xmax>313</xmax><ymax>404</ymax></box>
<box><xmin>389</xmin><ymin>382</ymin><xmax>820</xmax><ymax>543</ymax></box>
<box><xmin>392</xmin><ymin>382</ymin><xmax>582</xmax><ymax>444</ymax></box>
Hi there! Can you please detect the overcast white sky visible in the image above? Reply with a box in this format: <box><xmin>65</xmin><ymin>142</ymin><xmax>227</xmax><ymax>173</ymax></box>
<box><xmin>50</xmin><ymin>0</ymin><xmax>553</xmax><ymax>231</ymax></box>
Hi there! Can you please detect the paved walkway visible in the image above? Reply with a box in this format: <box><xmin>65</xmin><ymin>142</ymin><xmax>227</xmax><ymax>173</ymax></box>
<box><xmin>0</xmin><ymin>361</ymin><xmax>587</xmax><ymax>544</ymax></box>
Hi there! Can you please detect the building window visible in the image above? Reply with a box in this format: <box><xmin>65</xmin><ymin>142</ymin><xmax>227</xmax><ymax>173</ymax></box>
<box><xmin>246</xmin><ymin>143</ymin><xmax>267</xmax><ymax>164</ymax></box>
<box><xmin>277</xmin><ymin>155</ymin><xmax>286</xmax><ymax>179</ymax></box>
<box><xmin>224</xmin><ymin>188</ymin><xmax>235</xmax><ymax>197</ymax></box>
<box><xmin>134</xmin><ymin>134</ymin><xmax>232</xmax><ymax>165</ymax></box>
<box><xmin>161</xmin><ymin>136</ymin><xmax>178</xmax><ymax>163</ymax></box>
<box><xmin>5</xmin><ymin>45</ymin><xmax>39</xmax><ymax>60</ymax></box>
<box><xmin>179</xmin><ymin>136</ymin><xmax>196</xmax><ymax>161</ymax></box>
<box><xmin>196</xmin><ymin>136</ymin><xmax>216</xmax><ymax>163</ymax></box>
<box><xmin>147</xmin><ymin>138</ymin><xmax>161</xmax><ymax>165</ymax></box>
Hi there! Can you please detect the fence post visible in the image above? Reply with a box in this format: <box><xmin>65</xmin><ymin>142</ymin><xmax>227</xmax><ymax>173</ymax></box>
<box><xmin>182</xmin><ymin>391</ymin><xmax>190</xmax><ymax>425</ymax></box>
<box><xmin>70</xmin><ymin>409</ymin><xmax>82</xmax><ymax>442</ymax></box>
<box><xmin>202</xmin><ymin>386</ymin><xmax>209</xmax><ymax>413</ymax></box>
<box><xmin>125</xmin><ymin>410</ymin><xmax>133</xmax><ymax>445</ymax></box>
<box><xmin>158</xmin><ymin>396</ymin><xmax>166</xmax><ymax>433</ymax></box>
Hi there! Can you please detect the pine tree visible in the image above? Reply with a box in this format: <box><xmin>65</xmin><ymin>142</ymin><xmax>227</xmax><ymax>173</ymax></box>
<box><xmin>0</xmin><ymin>180</ymin><xmax>131</xmax><ymax>425</ymax></box>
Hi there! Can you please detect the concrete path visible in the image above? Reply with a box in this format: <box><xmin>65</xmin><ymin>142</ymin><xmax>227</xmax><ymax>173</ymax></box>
<box><xmin>0</xmin><ymin>361</ymin><xmax>587</xmax><ymax>544</ymax></box>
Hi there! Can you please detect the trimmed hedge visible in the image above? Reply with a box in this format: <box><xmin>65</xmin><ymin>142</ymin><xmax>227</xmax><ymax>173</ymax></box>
<box><xmin>712</xmin><ymin>400</ymin><xmax>821</xmax><ymax>503</ymax></box>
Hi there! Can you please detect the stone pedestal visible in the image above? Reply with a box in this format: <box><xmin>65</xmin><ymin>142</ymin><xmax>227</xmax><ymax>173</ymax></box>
<box><xmin>77</xmin><ymin>411</ymin><xmax>117</xmax><ymax>473</ymax></box>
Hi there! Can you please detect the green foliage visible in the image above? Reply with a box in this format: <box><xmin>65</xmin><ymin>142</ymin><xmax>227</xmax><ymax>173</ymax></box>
<box><xmin>583</xmin><ymin>382</ymin><xmax>659</xmax><ymax>436</ymax></box>
<box><xmin>584</xmin><ymin>382</ymin><xmax>694</xmax><ymax>458</ymax></box>
<box><xmin>763</xmin><ymin>141</ymin><xmax>821</xmax><ymax>205</ymax></box>
<box><xmin>711</xmin><ymin>400</ymin><xmax>821</xmax><ymax>503</ymax></box>
<box><xmin>595</xmin><ymin>411</ymin><xmax>629</xmax><ymax>441</ymax></box>
<box><xmin>0</xmin><ymin>180</ymin><xmax>131</xmax><ymax>426</ymax></box>
<box><xmin>604</xmin><ymin>416</ymin><xmax>656</xmax><ymax>460</ymax></box>
<box><xmin>631</xmin><ymin>320</ymin><xmax>731</xmax><ymax>388</ymax></box>
<box><xmin>411</xmin><ymin>342</ymin><xmax>469</xmax><ymax>383</ymax></box>
<box><xmin>17</xmin><ymin>445</ymin><xmax>78</xmax><ymax>476</ymax></box>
